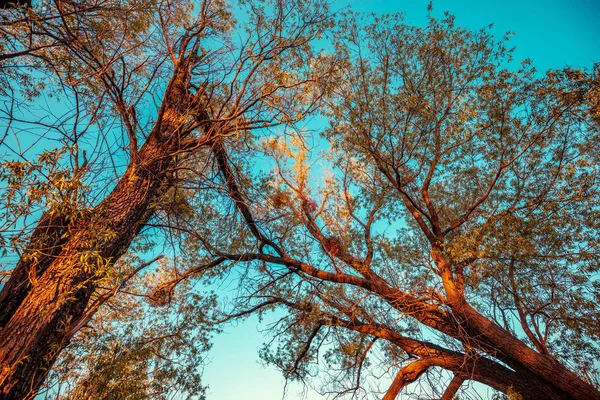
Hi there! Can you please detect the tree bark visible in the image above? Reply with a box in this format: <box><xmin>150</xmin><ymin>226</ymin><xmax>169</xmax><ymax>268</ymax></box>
<box><xmin>440</xmin><ymin>376</ymin><xmax>463</xmax><ymax>400</ymax></box>
<box><xmin>0</xmin><ymin>57</ymin><xmax>205</xmax><ymax>399</ymax></box>
<box><xmin>382</xmin><ymin>359</ymin><xmax>431</xmax><ymax>400</ymax></box>
<box><xmin>0</xmin><ymin>211</ymin><xmax>68</xmax><ymax>329</ymax></box>
<box><xmin>430</xmin><ymin>247</ymin><xmax>600</xmax><ymax>400</ymax></box>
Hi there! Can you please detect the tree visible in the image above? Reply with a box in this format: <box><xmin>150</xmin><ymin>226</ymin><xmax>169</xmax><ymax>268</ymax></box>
<box><xmin>177</xmin><ymin>11</ymin><xmax>600</xmax><ymax>400</ymax></box>
<box><xmin>0</xmin><ymin>0</ymin><xmax>330</xmax><ymax>398</ymax></box>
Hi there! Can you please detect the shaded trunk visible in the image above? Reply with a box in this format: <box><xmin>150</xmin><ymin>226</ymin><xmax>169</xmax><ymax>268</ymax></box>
<box><xmin>463</xmin><ymin>357</ymin><xmax>574</xmax><ymax>400</ymax></box>
<box><xmin>378</xmin><ymin>350</ymin><xmax>570</xmax><ymax>400</ymax></box>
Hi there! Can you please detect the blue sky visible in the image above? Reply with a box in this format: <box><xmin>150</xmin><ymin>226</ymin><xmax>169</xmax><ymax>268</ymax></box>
<box><xmin>345</xmin><ymin>0</ymin><xmax>599</xmax><ymax>70</ymax></box>
<box><xmin>201</xmin><ymin>1</ymin><xmax>600</xmax><ymax>399</ymax></box>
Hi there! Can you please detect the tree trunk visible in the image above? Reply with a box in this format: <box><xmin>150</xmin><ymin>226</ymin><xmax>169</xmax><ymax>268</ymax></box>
<box><xmin>0</xmin><ymin>137</ymin><xmax>169</xmax><ymax>398</ymax></box>
<box><xmin>451</xmin><ymin>291</ymin><xmax>600</xmax><ymax>400</ymax></box>
<box><xmin>0</xmin><ymin>211</ymin><xmax>68</xmax><ymax>329</ymax></box>
<box><xmin>431</xmin><ymin>248</ymin><xmax>600</xmax><ymax>400</ymax></box>
<box><xmin>0</xmin><ymin>58</ymin><xmax>204</xmax><ymax>399</ymax></box>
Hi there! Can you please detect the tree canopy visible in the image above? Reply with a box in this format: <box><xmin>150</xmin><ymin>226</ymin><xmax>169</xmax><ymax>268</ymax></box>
<box><xmin>0</xmin><ymin>1</ymin><xmax>599</xmax><ymax>400</ymax></box>
<box><xmin>0</xmin><ymin>0</ymin><xmax>329</xmax><ymax>397</ymax></box>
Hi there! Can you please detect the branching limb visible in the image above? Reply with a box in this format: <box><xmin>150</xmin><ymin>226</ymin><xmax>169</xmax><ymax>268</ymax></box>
<box><xmin>382</xmin><ymin>358</ymin><xmax>437</xmax><ymax>400</ymax></box>
<box><xmin>211</xmin><ymin>138</ymin><xmax>285</xmax><ymax>256</ymax></box>
<box><xmin>440</xmin><ymin>375</ymin><xmax>464</xmax><ymax>400</ymax></box>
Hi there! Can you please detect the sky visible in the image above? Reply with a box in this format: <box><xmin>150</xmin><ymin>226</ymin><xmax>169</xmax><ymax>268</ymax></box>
<box><xmin>201</xmin><ymin>1</ymin><xmax>600</xmax><ymax>399</ymax></box>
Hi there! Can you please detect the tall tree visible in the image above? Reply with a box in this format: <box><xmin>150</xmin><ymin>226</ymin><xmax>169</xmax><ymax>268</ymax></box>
<box><xmin>0</xmin><ymin>0</ymin><xmax>330</xmax><ymax>398</ymax></box>
<box><xmin>174</xmin><ymin>11</ymin><xmax>600</xmax><ymax>400</ymax></box>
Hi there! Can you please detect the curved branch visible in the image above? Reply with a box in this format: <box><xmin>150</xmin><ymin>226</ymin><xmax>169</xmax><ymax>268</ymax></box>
<box><xmin>382</xmin><ymin>358</ymin><xmax>441</xmax><ymax>400</ymax></box>
<box><xmin>211</xmin><ymin>139</ymin><xmax>284</xmax><ymax>256</ymax></box>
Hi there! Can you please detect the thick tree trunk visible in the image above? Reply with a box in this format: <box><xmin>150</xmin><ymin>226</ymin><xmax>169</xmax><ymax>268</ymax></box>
<box><xmin>0</xmin><ymin>58</ymin><xmax>204</xmax><ymax>399</ymax></box>
<box><xmin>464</xmin><ymin>357</ymin><xmax>574</xmax><ymax>400</ymax></box>
<box><xmin>459</xmin><ymin>302</ymin><xmax>600</xmax><ymax>400</ymax></box>
<box><xmin>0</xmin><ymin>255</ymin><xmax>94</xmax><ymax>399</ymax></box>
<box><xmin>0</xmin><ymin>136</ymin><xmax>171</xmax><ymax>398</ymax></box>
<box><xmin>430</xmin><ymin>248</ymin><xmax>600</xmax><ymax>400</ymax></box>
<box><xmin>0</xmin><ymin>212</ymin><xmax>68</xmax><ymax>329</ymax></box>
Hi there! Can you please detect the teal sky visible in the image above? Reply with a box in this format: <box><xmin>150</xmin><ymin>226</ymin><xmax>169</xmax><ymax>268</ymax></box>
<box><xmin>202</xmin><ymin>1</ymin><xmax>599</xmax><ymax>399</ymax></box>
<box><xmin>345</xmin><ymin>0</ymin><xmax>599</xmax><ymax>70</ymax></box>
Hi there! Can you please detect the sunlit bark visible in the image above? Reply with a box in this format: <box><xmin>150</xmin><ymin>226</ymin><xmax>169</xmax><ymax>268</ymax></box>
<box><xmin>0</xmin><ymin>55</ymin><xmax>208</xmax><ymax>398</ymax></box>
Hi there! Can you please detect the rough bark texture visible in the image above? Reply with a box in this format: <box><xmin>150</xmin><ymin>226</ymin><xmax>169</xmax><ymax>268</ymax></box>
<box><xmin>0</xmin><ymin>57</ymin><xmax>205</xmax><ymax>399</ymax></box>
<box><xmin>430</xmin><ymin>246</ymin><xmax>600</xmax><ymax>400</ymax></box>
<box><xmin>0</xmin><ymin>211</ymin><xmax>68</xmax><ymax>329</ymax></box>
